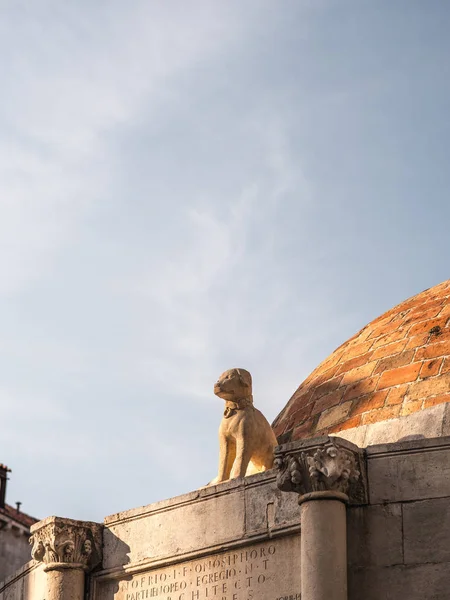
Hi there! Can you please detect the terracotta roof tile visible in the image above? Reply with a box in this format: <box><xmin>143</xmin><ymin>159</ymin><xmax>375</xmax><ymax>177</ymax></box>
<box><xmin>273</xmin><ymin>279</ymin><xmax>450</xmax><ymax>440</ymax></box>
<box><xmin>0</xmin><ymin>504</ymin><xmax>39</xmax><ymax>529</ymax></box>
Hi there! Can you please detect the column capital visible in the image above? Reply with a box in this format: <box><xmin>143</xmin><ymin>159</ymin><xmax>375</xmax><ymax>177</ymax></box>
<box><xmin>275</xmin><ymin>436</ymin><xmax>368</xmax><ymax>504</ymax></box>
<box><xmin>29</xmin><ymin>516</ymin><xmax>103</xmax><ymax>572</ymax></box>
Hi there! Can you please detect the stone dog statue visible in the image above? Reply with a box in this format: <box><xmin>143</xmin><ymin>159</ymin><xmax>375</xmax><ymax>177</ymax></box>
<box><xmin>209</xmin><ymin>368</ymin><xmax>277</xmax><ymax>485</ymax></box>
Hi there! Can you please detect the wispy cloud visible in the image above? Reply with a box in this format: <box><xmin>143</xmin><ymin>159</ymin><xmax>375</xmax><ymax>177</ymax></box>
<box><xmin>0</xmin><ymin>1</ymin><xmax>242</xmax><ymax>295</ymax></box>
<box><xmin>0</xmin><ymin>1</ymin><xmax>252</xmax><ymax>517</ymax></box>
<box><xmin>3</xmin><ymin>0</ymin><xmax>449</xmax><ymax>522</ymax></box>
<box><xmin>117</xmin><ymin>116</ymin><xmax>313</xmax><ymax>412</ymax></box>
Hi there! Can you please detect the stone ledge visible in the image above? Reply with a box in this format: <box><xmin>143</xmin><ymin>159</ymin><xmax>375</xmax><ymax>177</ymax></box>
<box><xmin>367</xmin><ymin>435</ymin><xmax>450</xmax><ymax>504</ymax></box>
<box><xmin>95</xmin><ymin>527</ymin><xmax>300</xmax><ymax>579</ymax></box>
<box><xmin>0</xmin><ymin>560</ymin><xmax>40</xmax><ymax>592</ymax></box>
<box><xmin>366</xmin><ymin>433</ymin><xmax>450</xmax><ymax>458</ymax></box>
<box><xmin>104</xmin><ymin>470</ymin><xmax>276</xmax><ymax>526</ymax></box>
<box><xmin>331</xmin><ymin>402</ymin><xmax>450</xmax><ymax>448</ymax></box>
<box><xmin>102</xmin><ymin>470</ymin><xmax>299</xmax><ymax>572</ymax></box>
<box><xmin>349</xmin><ymin>562</ymin><xmax>450</xmax><ymax>600</ymax></box>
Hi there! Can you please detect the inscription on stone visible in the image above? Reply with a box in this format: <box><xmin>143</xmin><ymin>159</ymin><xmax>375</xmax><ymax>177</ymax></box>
<box><xmin>97</xmin><ymin>538</ymin><xmax>300</xmax><ymax>600</ymax></box>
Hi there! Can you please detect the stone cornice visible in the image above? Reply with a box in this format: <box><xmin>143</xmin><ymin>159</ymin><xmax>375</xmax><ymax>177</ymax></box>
<box><xmin>274</xmin><ymin>436</ymin><xmax>368</xmax><ymax>504</ymax></box>
<box><xmin>29</xmin><ymin>516</ymin><xmax>103</xmax><ymax>572</ymax></box>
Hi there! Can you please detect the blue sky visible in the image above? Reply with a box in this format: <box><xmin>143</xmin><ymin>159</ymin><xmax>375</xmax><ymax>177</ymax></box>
<box><xmin>1</xmin><ymin>0</ymin><xmax>449</xmax><ymax>522</ymax></box>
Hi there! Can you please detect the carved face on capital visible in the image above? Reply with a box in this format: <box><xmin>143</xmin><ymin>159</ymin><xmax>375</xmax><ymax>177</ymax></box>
<box><xmin>82</xmin><ymin>539</ymin><xmax>92</xmax><ymax>556</ymax></box>
<box><xmin>214</xmin><ymin>368</ymin><xmax>252</xmax><ymax>401</ymax></box>
<box><xmin>63</xmin><ymin>542</ymin><xmax>74</xmax><ymax>561</ymax></box>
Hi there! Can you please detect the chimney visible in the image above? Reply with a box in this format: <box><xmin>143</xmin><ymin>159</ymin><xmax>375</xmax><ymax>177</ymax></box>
<box><xmin>0</xmin><ymin>464</ymin><xmax>11</xmax><ymax>509</ymax></box>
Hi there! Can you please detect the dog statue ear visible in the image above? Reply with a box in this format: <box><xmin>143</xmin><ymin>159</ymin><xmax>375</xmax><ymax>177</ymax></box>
<box><xmin>236</xmin><ymin>369</ymin><xmax>249</xmax><ymax>388</ymax></box>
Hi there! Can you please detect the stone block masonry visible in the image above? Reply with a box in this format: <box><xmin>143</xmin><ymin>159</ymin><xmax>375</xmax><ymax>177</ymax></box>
<box><xmin>2</xmin><ymin>435</ymin><xmax>450</xmax><ymax>600</ymax></box>
<box><xmin>347</xmin><ymin>436</ymin><xmax>450</xmax><ymax>600</ymax></box>
<box><xmin>96</xmin><ymin>538</ymin><xmax>298</xmax><ymax>600</ymax></box>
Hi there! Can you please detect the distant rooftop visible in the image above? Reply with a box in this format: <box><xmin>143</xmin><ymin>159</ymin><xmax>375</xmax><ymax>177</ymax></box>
<box><xmin>0</xmin><ymin>504</ymin><xmax>38</xmax><ymax>529</ymax></box>
<box><xmin>0</xmin><ymin>462</ymin><xmax>38</xmax><ymax>529</ymax></box>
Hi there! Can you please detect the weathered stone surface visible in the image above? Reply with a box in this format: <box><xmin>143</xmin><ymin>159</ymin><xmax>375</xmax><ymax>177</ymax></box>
<box><xmin>441</xmin><ymin>402</ymin><xmax>450</xmax><ymax>436</ymax></box>
<box><xmin>6</xmin><ymin>433</ymin><xmax>450</xmax><ymax>600</ymax></box>
<box><xmin>210</xmin><ymin>369</ymin><xmax>277</xmax><ymax>484</ymax></box>
<box><xmin>347</xmin><ymin>504</ymin><xmax>403</xmax><ymax>567</ymax></box>
<box><xmin>367</xmin><ymin>436</ymin><xmax>450</xmax><ymax>503</ymax></box>
<box><xmin>331</xmin><ymin>424</ymin><xmax>368</xmax><ymax>447</ymax></box>
<box><xmin>243</xmin><ymin>474</ymin><xmax>300</xmax><ymax>536</ymax></box>
<box><xmin>364</xmin><ymin>402</ymin><xmax>447</xmax><ymax>445</ymax></box>
<box><xmin>99</xmin><ymin>472</ymin><xmax>303</xmax><ymax>600</ymax></box>
<box><xmin>96</xmin><ymin>536</ymin><xmax>301</xmax><ymax>600</ymax></box>
<box><xmin>300</xmin><ymin>499</ymin><xmax>347</xmax><ymax>600</ymax></box>
<box><xmin>403</xmin><ymin>498</ymin><xmax>450</xmax><ymax>564</ymax></box>
<box><xmin>0</xmin><ymin>525</ymin><xmax>33</xmax><ymax>585</ymax></box>
<box><xmin>46</xmin><ymin>568</ymin><xmax>85</xmax><ymax>600</ymax></box>
<box><xmin>275</xmin><ymin>437</ymin><xmax>367</xmax><ymax>504</ymax></box>
<box><xmin>316</xmin><ymin>401</ymin><xmax>352</xmax><ymax>430</ymax></box>
<box><xmin>0</xmin><ymin>562</ymin><xmax>45</xmax><ymax>600</ymax></box>
<box><xmin>349</xmin><ymin>563</ymin><xmax>450</xmax><ymax>600</ymax></box>
<box><xmin>103</xmin><ymin>471</ymin><xmax>299</xmax><ymax>572</ymax></box>
<box><xmin>331</xmin><ymin>402</ymin><xmax>448</xmax><ymax>447</ymax></box>
<box><xmin>104</xmin><ymin>487</ymin><xmax>246</xmax><ymax>571</ymax></box>
<box><xmin>406</xmin><ymin>372</ymin><xmax>450</xmax><ymax>401</ymax></box>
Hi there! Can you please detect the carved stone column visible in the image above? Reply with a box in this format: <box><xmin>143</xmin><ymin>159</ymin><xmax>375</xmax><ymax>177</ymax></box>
<box><xmin>275</xmin><ymin>436</ymin><xmax>367</xmax><ymax>600</ymax></box>
<box><xmin>29</xmin><ymin>516</ymin><xmax>103</xmax><ymax>600</ymax></box>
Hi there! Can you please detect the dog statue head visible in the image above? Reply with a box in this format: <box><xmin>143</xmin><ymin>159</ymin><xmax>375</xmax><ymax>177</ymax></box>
<box><xmin>214</xmin><ymin>368</ymin><xmax>252</xmax><ymax>402</ymax></box>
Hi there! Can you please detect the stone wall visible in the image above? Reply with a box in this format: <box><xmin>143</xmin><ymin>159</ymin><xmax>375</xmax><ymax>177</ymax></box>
<box><xmin>0</xmin><ymin>562</ymin><xmax>45</xmax><ymax>600</ymax></box>
<box><xmin>94</xmin><ymin>434</ymin><xmax>450</xmax><ymax>600</ymax></box>
<box><xmin>95</xmin><ymin>471</ymin><xmax>302</xmax><ymax>600</ymax></box>
<box><xmin>348</xmin><ymin>436</ymin><xmax>450</xmax><ymax>599</ymax></box>
<box><xmin>0</xmin><ymin>527</ymin><xmax>33</xmax><ymax>584</ymax></box>
<box><xmin>2</xmin><ymin>435</ymin><xmax>450</xmax><ymax>600</ymax></box>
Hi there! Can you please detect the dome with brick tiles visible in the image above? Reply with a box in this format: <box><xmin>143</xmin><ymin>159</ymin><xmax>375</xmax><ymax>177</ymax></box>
<box><xmin>273</xmin><ymin>279</ymin><xmax>450</xmax><ymax>444</ymax></box>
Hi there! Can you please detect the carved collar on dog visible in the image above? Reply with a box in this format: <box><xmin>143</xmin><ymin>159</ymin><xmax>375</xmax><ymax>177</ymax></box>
<box><xmin>223</xmin><ymin>396</ymin><xmax>254</xmax><ymax>418</ymax></box>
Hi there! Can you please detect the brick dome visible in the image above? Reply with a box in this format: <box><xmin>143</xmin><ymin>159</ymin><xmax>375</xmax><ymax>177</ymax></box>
<box><xmin>273</xmin><ymin>279</ymin><xmax>450</xmax><ymax>443</ymax></box>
